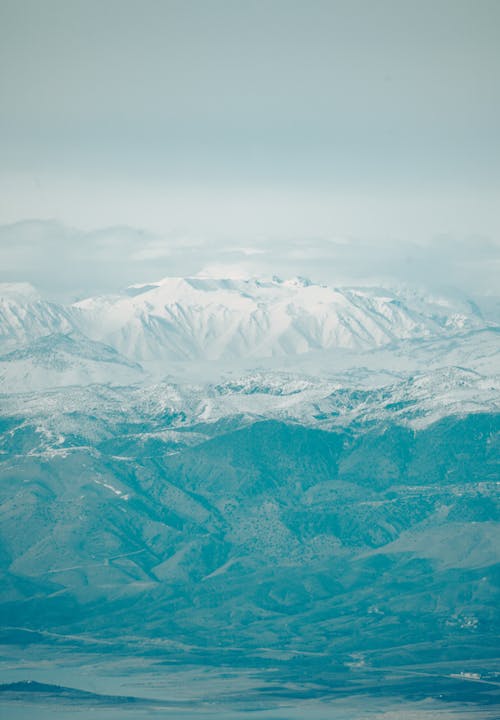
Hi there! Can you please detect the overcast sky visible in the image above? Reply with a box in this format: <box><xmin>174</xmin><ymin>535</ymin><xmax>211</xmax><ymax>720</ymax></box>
<box><xmin>0</xmin><ymin>0</ymin><xmax>499</xmax><ymax>295</ymax></box>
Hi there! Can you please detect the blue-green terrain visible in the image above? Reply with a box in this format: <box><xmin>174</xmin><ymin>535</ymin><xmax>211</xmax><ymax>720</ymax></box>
<box><xmin>0</xmin><ymin>278</ymin><xmax>499</xmax><ymax>718</ymax></box>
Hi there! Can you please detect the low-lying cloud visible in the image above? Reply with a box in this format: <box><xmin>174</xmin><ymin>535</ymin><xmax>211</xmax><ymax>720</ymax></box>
<box><xmin>0</xmin><ymin>220</ymin><xmax>498</xmax><ymax>308</ymax></box>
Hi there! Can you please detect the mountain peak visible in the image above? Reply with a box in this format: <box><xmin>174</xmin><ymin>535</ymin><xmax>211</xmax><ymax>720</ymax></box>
<box><xmin>69</xmin><ymin>275</ymin><xmax>484</xmax><ymax>364</ymax></box>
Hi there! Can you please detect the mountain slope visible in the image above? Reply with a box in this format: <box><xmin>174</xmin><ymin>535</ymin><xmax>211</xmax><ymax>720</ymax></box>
<box><xmin>0</xmin><ymin>333</ymin><xmax>144</xmax><ymax>392</ymax></box>
<box><xmin>0</xmin><ymin>283</ymin><xmax>74</xmax><ymax>353</ymax></box>
<box><xmin>73</xmin><ymin>277</ymin><xmax>485</xmax><ymax>362</ymax></box>
<box><xmin>0</xmin><ymin>415</ymin><xmax>498</xmax><ymax>666</ymax></box>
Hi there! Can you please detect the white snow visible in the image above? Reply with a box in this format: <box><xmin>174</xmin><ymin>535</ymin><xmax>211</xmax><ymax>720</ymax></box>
<box><xmin>70</xmin><ymin>276</ymin><xmax>485</xmax><ymax>364</ymax></box>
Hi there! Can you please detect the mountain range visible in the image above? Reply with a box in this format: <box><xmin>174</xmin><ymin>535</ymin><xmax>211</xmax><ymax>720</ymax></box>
<box><xmin>0</xmin><ymin>275</ymin><xmax>498</xmax><ymax>704</ymax></box>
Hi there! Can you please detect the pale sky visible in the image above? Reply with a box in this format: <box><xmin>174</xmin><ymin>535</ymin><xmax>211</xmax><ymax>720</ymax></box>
<box><xmin>0</xmin><ymin>0</ymin><xmax>499</xmax><ymax>294</ymax></box>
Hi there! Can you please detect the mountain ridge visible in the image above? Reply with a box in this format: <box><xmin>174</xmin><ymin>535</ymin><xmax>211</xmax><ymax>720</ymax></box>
<box><xmin>1</xmin><ymin>277</ymin><xmax>491</xmax><ymax>366</ymax></box>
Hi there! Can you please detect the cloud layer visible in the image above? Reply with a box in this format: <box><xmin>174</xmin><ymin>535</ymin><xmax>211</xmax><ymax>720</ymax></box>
<box><xmin>1</xmin><ymin>221</ymin><xmax>498</xmax><ymax>309</ymax></box>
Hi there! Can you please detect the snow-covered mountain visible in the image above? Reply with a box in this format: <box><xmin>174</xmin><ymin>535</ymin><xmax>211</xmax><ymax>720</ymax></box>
<box><xmin>73</xmin><ymin>276</ymin><xmax>484</xmax><ymax>363</ymax></box>
<box><xmin>0</xmin><ymin>333</ymin><xmax>143</xmax><ymax>392</ymax></box>
<box><xmin>0</xmin><ymin>277</ymin><xmax>497</xmax><ymax>414</ymax></box>
<box><xmin>0</xmin><ymin>277</ymin><xmax>488</xmax><ymax>369</ymax></box>
<box><xmin>0</xmin><ymin>283</ymin><xmax>73</xmax><ymax>352</ymax></box>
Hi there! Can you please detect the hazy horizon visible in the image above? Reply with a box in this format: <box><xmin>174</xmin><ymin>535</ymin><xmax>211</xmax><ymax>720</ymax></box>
<box><xmin>1</xmin><ymin>1</ymin><xmax>500</xmax><ymax>268</ymax></box>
